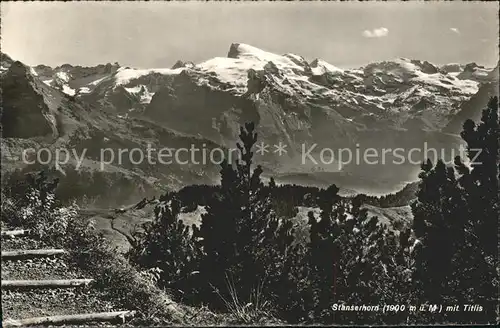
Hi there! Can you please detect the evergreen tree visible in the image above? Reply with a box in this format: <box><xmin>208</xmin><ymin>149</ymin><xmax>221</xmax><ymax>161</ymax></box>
<box><xmin>195</xmin><ymin>122</ymin><xmax>289</xmax><ymax>306</ymax></box>
<box><xmin>128</xmin><ymin>195</ymin><xmax>200</xmax><ymax>302</ymax></box>
<box><xmin>411</xmin><ymin>96</ymin><xmax>499</xmax><ymax>324</ymax></box>
<box><xmin>303</xmin><ymin>183</ymin><xmax>413</xmax><ymax>325</ymax></box>
<box><xmin>305</xmin><ymin>184</ymin><xmax>343</xmax><ymax>321</ymax></box>
<box><xmin>411</xmin><ymin>159</ymin><xmax>467</xmax><ymax>309</ymax></box>
<box><xmin>453</xmin><ymin>96</ymin><xmax>499</xmax><ymax>323</ymax></box>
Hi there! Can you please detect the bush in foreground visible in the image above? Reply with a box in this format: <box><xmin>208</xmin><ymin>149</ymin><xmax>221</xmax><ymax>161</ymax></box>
<box><xmin>1</xmin><ymin>171</ymin><xmax>186</xmax><ymax>325</ymax></box>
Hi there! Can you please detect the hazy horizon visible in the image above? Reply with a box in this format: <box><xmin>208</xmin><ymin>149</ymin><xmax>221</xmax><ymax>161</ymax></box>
<box><xmin>1</xmin><ymin>2</ymin><xmax>498</xmax><ymax>69</ymax></box>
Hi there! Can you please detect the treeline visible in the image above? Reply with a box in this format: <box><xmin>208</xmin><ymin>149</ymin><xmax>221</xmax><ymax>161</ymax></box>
<box><xmin>168</xmin><ymin>180</ymin><xmax>333</xmax><ymax>220</ymax></box>
<box><xmin>353</xmin><ymin>182</ymin><xmax>419</xmax><ymax>208</ymax></box>
<box><xmin>171</xmin><ymin>175</ymin><xmax>418</xmax><ymax>216</ymax></box>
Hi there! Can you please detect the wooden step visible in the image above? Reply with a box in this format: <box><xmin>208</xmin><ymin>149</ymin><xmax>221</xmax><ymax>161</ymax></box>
<box><xmin>2</xmin><ymin>310</ymin><xmax>137</xmax><ymax>327</ymax></box>
<box><xmin>1</xmin><ymin>230</ymin><xmax>30</xmax><ymax>238</ymax></box>
<box><xmin>2</xmin><ymin>279</ymin><xmax>94</xmax><ymax>289</ymax></box>
<box><xmin>1</xmin><ymin>249</ymin><xmax>66</xmax><ymax>260</ymax></box>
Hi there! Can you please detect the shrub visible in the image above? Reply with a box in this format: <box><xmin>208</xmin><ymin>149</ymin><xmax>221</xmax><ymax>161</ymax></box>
<box><xmin>128</xmin><ymin>195</ymin><xmax>201</xmax><ymax>304</ymax></box>
<box><xmin>64</xmin><ymin>216</ymin><xmax>185</xmax><ymax>324</ymax></box>
<box><xmin>1</xmin><ymin>171</ymin><xmax>79</xmax><ymax>243</ymax></box>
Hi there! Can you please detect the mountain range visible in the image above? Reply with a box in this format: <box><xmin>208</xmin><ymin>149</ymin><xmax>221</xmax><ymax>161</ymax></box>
<box><xmin>1</xmin><ymin>43</ymin><xmax>498</xmax><ymax>205</ymax></box>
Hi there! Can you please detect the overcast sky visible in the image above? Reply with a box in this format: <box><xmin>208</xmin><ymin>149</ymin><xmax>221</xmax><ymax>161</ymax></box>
<box><xmin>1</xmin><ymin>2</ymin><xmax>498</xmax><ymax>69</ymax></box>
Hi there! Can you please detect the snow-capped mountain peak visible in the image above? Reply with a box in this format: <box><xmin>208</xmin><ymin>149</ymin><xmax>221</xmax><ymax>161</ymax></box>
<box><xmin>22</xmin><ymin>43</ymin><xmax>496</xmax><ymax>126</ymax></box>
<box><xmin>310</xmin><ymin>58</ymin><xmax>344</xmax><ymax>75</ymax></box>
<box><xmin>114</xmin><ymin>66</ymin><xmax>185</xmax><ymax>86</ymax></box>
<box><xmin>228</xmin><ymin>43</ymin><xmax>301</xmax><ymax>65</ymax></box>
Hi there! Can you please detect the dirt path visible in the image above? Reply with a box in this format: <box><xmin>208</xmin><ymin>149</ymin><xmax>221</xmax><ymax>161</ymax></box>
<box><xmin>1</xmin><ymin>225</ymin><xmax>135</xmax><ymax>326</ymax></box>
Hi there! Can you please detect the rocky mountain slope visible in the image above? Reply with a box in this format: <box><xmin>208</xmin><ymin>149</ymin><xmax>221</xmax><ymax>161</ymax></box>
<box><xmin>1</xmin><ymin>55</ymin><xmax>221</xmax><ymax>206</ymax></box>
<box><xmin>443</xmin><ymin>60</ymin><xmax>499</xmax><ymax>134</ymax></box>
<box><xmin>1</xmin><ymin>44</ymin><xmax>497</xmax><ymax>203</ymax></box>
